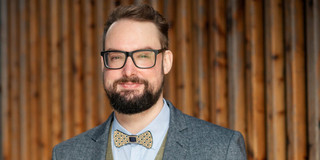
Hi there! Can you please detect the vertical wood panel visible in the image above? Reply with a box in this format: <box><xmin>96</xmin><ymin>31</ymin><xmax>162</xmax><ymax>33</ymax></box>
<box><xmin>96</xmin><ymin>0</ymin><xmax>105</xmax><ymax>124</ymax></box>
<box><xmin>192</xmin><ymin>0</ymin><xmax>209</xmax><ymax>121</ymax></box>
<box><xmin>72</xmin><ymin>0</ymin><xmax>85</xmax><ymax>135</ymax></box>
<box><xmin>39</xmin><ymin>0</ymin><xmax>51</xmax><ymax>159</ymax></box>
<box><xmin>265</xmin><ymin>0</ymin><xmax>286</xmax><ymax>159</ymax></box>
<box><xmin>29</xmin><ymin>0</ymin><xmax>41</xmax><ymax>159</ymax></box>
<box><xmin>209</xmin><ymin>0</ymin><xmax>228</xmax><ymax>128</ymax></box>
<box><xmin>62</xmin><ymin>0</ymin><xmax>74</xmax><ymax>140</ymax></box>
<box><xmin>306</xmin><ymin>0</ymin><xmax>320</xmax><ymax>159</ymax></box>
<box><xmin>19</xmin><ymin>0</ymin><xmax>31</xmax><ymax>159</ymax></box>
<box><xmin>245</xmin><ymin>0</ymin><xmax>266</xmax><ymax>159</ymax></box>
<box><xmin>9</xmin><ymin>0</ymin><xmax>21</xmax><ymax>159</ymax></box>
<box><xmin>284</xmin><ymin>0</ymin><xmax>307</xmax><ymax>159</ymax></box>
<box><xmin>84</xmin><ymin>0</ymin><xmax>99</xmax><ymax>130</ymax></box>
<box><xmin>175</xmin><ymin>0</ymin><xmax>193</xmax><ymax>115</ymax></box>
<box><xmin>163</xmin><ymin>0</ymin><xmax>177</xmax><ymax>105</ymax></box>
<box><xmin>227</xmin><ymin>0</ymin><xmax>247</xmax><ymax>136</ymax></box>
<box><xmin>51</xmin><ymin>0</ymin><xmax>63</xmax><ymax>147</ymax></box>
<box><xmin>1</xmin><ymin>0</ymin><xmax>11</xmax><ymax>159</ymax></box>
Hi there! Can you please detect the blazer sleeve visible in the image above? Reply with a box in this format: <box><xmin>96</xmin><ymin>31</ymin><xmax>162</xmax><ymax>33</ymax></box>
<box><xmin>52</xmin><ymin>147</ymin><xmax>57</xmax><ymax>160</ymax></box>
<box><xmin>226</xmin><ymin>131</ymin><xmax>247</xmax><ymax>160</ymax></box>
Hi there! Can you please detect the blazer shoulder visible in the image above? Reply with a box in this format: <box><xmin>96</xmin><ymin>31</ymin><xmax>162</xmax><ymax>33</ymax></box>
<box><xmin>167</xmin><ymin>99</ymin><xmax>235</xmax><ymax>138</ymax></box>
<box><xmin>52</xmin><ymin>117</ymin><xmax>112</xmax><ymax>159</ymax></box>
<box><xmin>165</xmin><ymin>100</ymin><xmax>246</xmax><ymax>159</ymax></box>
<box><xmin>54</xmin><ymin>119</ymin><xmax>109</xmax><ymax>148</ymax></box>
<box><xmin>183</xmin><ymin>113</ymin><xmax>236</xmax><ymax>139</ymax></box>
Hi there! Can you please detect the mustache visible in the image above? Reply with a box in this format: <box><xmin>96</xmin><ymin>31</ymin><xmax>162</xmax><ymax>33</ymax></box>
<box><xmin>115</xmin><ymin>76</ymin><xmax>146</xmax><ymax>83</ymax></box>
<box><xmin>113</xmin><ymin>76</ymin><xmax>149</xmax><ymax>88</ymax></box>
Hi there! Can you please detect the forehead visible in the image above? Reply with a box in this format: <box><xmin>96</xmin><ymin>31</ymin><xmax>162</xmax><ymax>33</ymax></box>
<box><xmin>105</xmin><ymin>19</ymin><xmax>161</xmax><ymax>51</ymax></box>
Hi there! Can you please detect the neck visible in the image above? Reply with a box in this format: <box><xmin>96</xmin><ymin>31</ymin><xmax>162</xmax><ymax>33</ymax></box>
<box><xmin>114</xmin><ymin>96</ymin><xmax>164</xmax><ymax>135</ymax></box>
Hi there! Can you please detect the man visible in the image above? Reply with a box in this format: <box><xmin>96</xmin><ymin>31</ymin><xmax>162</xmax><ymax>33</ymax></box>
<box><xmin>52</xmin><ymin>4</ymin><xmax>247</xmax><ymax>160</ymax></box>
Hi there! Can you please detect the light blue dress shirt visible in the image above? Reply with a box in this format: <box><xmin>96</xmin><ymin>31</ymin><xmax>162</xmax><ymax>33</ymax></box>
<box><xmin>111</xmin><ymin>99</ymin><xmax>170</xmax><ymax>160</ymax></box>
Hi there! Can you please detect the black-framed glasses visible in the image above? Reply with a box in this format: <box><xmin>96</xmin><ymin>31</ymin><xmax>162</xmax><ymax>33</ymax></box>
<box><xmin>100</xmin><ymin>48</ymin><xmax>167</xmax><ymax>69</ymax></box>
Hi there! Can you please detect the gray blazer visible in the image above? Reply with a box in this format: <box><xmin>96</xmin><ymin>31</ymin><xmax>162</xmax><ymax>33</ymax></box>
<box><xmin>52</xmin><ymin>100</ymin><xmax>247</xmax><ymax>160</ymax></box>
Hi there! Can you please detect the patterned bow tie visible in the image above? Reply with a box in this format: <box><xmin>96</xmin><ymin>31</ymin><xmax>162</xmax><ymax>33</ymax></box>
<box><xmin>113</xmin><ymin>130</ymin><xmax>153</xmax><ymax>149</ymax></box>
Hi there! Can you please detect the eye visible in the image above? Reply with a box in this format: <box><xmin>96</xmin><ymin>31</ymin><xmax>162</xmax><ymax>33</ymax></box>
<box><xmin>135</xmin><ymin>51</ymin><xmax>153</xmax><ymax>59</ymax></box>
<box><xmin>110</xmin><ymin>56</ymin><xmax>122</xmax><ymax>60</ymax></box>
<box><xmin>138</xmin><ymin>54</ymin><xmax>150</xmax><ymax>58</ymax></box>
<box><xmin>108</xmin><ymin>52</ymin><xmax>125</xmax><ymax>61</ymax></box>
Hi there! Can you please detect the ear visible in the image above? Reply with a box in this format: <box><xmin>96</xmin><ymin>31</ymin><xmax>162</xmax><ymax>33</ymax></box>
<box><xmin>101</xmin><ymin>56</ymin><xmax>105</xmax><ymax>71</ymax></box>
<box><xmin>163</xmin><ymin>50</ymin><xmax>173</xmax><ymax>75</ymax></box>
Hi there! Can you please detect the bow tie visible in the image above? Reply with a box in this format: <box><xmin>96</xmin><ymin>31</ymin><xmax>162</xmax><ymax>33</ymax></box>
<box><xmin>113</xmin><ymin>130</ymin><xmax>153</xmax><ymax>149</ymax></box>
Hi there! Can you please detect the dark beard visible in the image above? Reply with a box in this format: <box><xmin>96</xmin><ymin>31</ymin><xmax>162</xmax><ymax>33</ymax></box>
<box><xmin>105</xmin><ymin>76</ymin><xmax>164</xmax><ymax>114</ymax></box>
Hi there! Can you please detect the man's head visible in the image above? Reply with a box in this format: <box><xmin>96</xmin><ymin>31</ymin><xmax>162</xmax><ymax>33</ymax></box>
<box><xmin>101</xmin><ymin>4</ymin><xmax>173</xmax><ymax>115</ymax></box>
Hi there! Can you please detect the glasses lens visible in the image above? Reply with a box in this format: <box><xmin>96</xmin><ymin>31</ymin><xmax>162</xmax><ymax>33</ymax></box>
<box><xmin>133</xmin><ymin>50</ymin><xmax>156</xmax><ymax>68</ymax></box>
<box><xmin>106</xmin><ymin>52</ymin><xmax>126</xmax><ymax>69</ymax></box>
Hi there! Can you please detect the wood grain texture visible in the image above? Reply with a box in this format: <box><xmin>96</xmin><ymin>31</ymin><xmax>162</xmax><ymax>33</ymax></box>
<box><xmin>192</xmin><ymin>0</ymin><xmax>209</xmax><ymax>121</ymax></box>
<box><xmin>9</xmin><ymin>0</ymin><xmax>21</xmax><ymax>159</ymax></box>
<box><xmin>163</xmin><ymin>0</ymin><xmax>177</xmax><ymax>105</ymax></box>
<box><xmin>72</xmin><ymin>0</ymin><xmax>86</xmax><ymax>135</ymax></box>
<box><xmin>284</xmin><ymin>0</ymin><xmax>307</xmax><ymax>159</ymax></box>
<box><xmin>1</xmin><ymin>1</ymin><xmax>11</xmax><ymax>159</ymax></box>
<box><xmin>39</xmin><ymin>0</ymin><xmax>51</xmax><ymax>159</ymax></box>
<box><xmin>306</xmin><ymin>0</ymin><xmax>320</xmax><ymax>160</ymax></box>
<box><xmin>175</xmin><ymin>0</ymin><xmax>193</xmax><ymax>115</ymax></box>
<box><xmin>29</xmin><ymin>0</ymin><xmax>41</xmax><ymax>159</ymax></box>
<box><xmin>83</xmin><ymin>0</ymin><xmax>99</xmax><ymax>130</ymax></box>
<box><xmin>166</xmin><ymin>0</ymin><xmax>176</xmax><ymax>101</ymax></box>
<box><xmin>50</xmin><ymin>0</ymin><xmax>63</xmax><ymax>147</ymax></box>
<box><xmin>209</xmin><ymin>0</ymin><xmax>229</xmax><ymax>128</ymax></box>
<box><xmin>0</xmin><ymin>0</ymin><xmax>318</xmax><ymax>159</ymax></box>
<box><xmin>265</xmin><ymin>0</ymin><xmax>287</xmax><ymax>159</ymax></box>
<box><xmin>245</xmin><ymin>0</ymin><xmax>266</xmax><ymax>159</ymax></box>
<box><xmin>19</xmin><ymin>0</ymin><xmax>31</xmax><ymax>159</ymax></box>
<box><xmin>226</xmin><ymin>0</ymin><xmax>247</xmax><ymax>138</ymax></box>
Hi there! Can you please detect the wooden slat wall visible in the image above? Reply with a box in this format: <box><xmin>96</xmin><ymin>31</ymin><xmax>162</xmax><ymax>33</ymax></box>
<box><xmin>245</xmin><ymin>0</ymin><xmax>265</xmax><ymax>159</ymax></box>
<box><xmin>284</xmin><ymin>0</ymin><xmax>307</xmax><ymax>159</ymax></box>
<box><xmin>227</xmin><ymin>0</ymin><xmax>247</xmax><ymax>140</ymax></box>
<box><xmin>19</xmin><ymin>0</ymin><xmax>30</xmax><ymax>159</ymax></box>
<box><xmin>209</xmin><ymin>0</ymin><xmax>228</xmax><ymax>128</ymax></box>
<box><xmin>1</xmin><ymin>0</ymin><xmax>319</xmax><ymax>160</ymax></box>
<box><xmin>306</xmin><ymin>0</ymin><xmax>320</xmax><ymax>160</ymax></box>
<box><xmin>264</xmin><ymin>0</ymin><xmax>286</xmax><ymax>159</ymax></box>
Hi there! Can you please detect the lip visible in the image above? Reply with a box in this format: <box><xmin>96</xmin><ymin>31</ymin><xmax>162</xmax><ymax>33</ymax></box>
<box><xmin>118</xmin><ymin>82</ymin><xmax>143</xmax><ymax>89</ymax></box>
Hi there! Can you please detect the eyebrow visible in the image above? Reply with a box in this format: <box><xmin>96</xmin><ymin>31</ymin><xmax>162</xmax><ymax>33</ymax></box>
<box><xmin>105</xmin><ymin>46</ymin><xmax>156</xmax><ymax>52</ymax></box>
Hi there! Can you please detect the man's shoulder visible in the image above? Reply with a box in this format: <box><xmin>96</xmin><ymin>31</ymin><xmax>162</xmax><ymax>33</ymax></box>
<box><xmin>181</xmin><ymin>111</ymin><xmax>237</xmax><ymax>140</ymax></box>
<box><xmin>165</xmin><ymin>100</ymin><xmax>247</xmax><ymax>159</ymax></box>
<box><xmin>166</xmin><ymin>100</ymin><xmax>236</xmax><ymax>137</ymax></box>
<box><xmin>54</xmin><ymin>127</ymin><xmax>94</xmax><ymax>149</ymax></box>
<box><xmin>52</xmin><ymin>120</ymin><xmax>111</xmax><ymax>159</ymax></box>
<box><xmin>53</xmin><ymin>125</ymin><xmax>95</xmax><ymax>153</ymax></box>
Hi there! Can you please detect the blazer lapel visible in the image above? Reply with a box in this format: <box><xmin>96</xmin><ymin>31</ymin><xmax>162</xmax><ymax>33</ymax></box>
<box><xmin>163</xmin><ymin>100</ymin><xmax>189</xmax><ymax>159</ymax></box>
<box><xmin>86</xmin><ymin>112</ymin><xmax>114</xmax><ymax>159</ymax></box>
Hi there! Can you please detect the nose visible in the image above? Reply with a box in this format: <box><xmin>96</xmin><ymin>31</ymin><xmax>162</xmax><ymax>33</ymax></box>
<box><xmin>122</xmin><ymin>57</ymin><xmax>137</xmax><ymax>76</ymax></box>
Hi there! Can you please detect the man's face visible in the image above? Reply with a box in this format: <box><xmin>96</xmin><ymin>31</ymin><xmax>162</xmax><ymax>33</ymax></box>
<box><xmin>102</xmin><ymin>19</ymin><xmax>172</xmax><ymax>114</ymax></box>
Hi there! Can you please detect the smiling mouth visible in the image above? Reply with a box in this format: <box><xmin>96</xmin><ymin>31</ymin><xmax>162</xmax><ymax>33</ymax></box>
<box><xmin>113</xmin><ymin>76</ymin><xmax>148</xmax><ymax>92</ymax></box>
<box><xmin>118</xmin><ymin>82</ymin><xmax>144</xmax><ymax>90</ymax></box>
<box><xmin>119</xmin><ymin>82</ymin><xmax>143</xmax><ymax>89</ymax></box>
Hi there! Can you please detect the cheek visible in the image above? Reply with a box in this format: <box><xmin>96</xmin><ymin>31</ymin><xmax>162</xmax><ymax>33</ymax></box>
<box><xmin>103</xmin><ymin>70</ymin><xmax>118</xmax><ymax>86</ymax></box>
<box><xmin>145</xmin><ymin>66</ymin><xmax>163</xmax><ymax>86</ymax></box>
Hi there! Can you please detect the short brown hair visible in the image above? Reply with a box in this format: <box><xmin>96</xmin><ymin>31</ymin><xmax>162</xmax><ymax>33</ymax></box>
<box><xmin>102</xmin><ymin>4</ymin><xmax>169</xmax><ymax>50</ymax></box>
